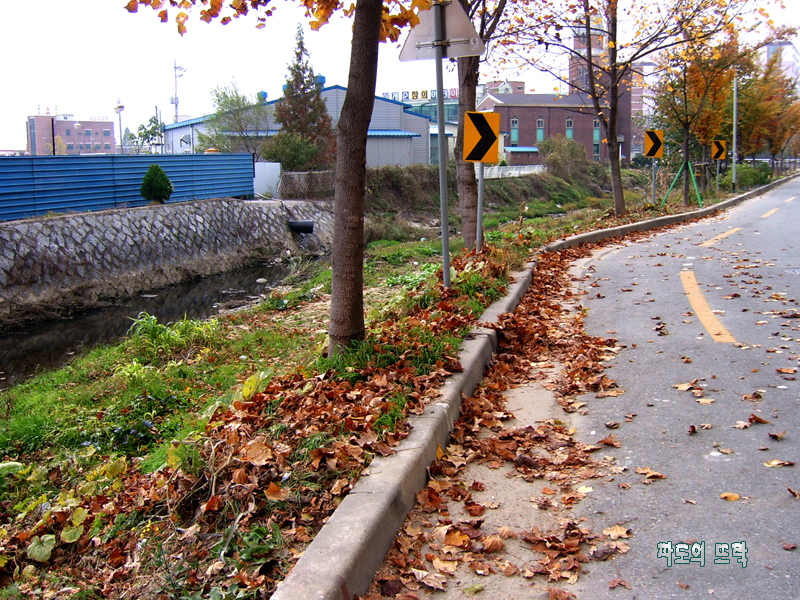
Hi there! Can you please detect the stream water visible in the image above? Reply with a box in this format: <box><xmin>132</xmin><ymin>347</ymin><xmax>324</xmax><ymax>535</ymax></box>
<box><xmin>0</xmin><ymin>260</ymin><xmax>295</xmax><ymax>389</ymax></box>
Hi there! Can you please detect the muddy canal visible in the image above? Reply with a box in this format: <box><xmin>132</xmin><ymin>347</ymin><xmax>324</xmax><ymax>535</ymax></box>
<box><xmin>0</xmin><ymin>260</ymin><xmax>296</xmax><ymax>388</ymax></box>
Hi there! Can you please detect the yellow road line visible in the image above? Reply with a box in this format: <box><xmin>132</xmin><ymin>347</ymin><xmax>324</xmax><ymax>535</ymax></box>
<box><xmin>786</xmin><ymin>196</ymin><xmax>796</xmax><ymax>203</ymax></box>
<box><xmin>761</xmin><ymin>208</ymin><xmax>780</xmax><ymax>219</ymax></box>
<box><xmin>700</xmin><ymin>227</ymin><xmax>743</xmax><ymax>247</ymax></box>
<box><xmin>680</xmin><ymin>271</ymin><xmax>736</xmax><ymax>343</ymax></box>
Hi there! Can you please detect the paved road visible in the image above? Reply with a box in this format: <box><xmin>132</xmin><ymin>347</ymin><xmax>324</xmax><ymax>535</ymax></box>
<box><xmin>568</xmin><ymin>179</ymin><xmax>800</xmax><ymax>598</ymax></box>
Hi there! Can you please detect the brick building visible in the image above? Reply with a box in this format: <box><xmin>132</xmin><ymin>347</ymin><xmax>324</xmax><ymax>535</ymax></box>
<box><xmin>477</xmin><ymin>91</ymin><xmax>632</xmax><ymax>166</ymax></box>
<box><xmin>27</xmin><ymin>113</ymin><xmax>115</xmax><ymax>156</ymax></box>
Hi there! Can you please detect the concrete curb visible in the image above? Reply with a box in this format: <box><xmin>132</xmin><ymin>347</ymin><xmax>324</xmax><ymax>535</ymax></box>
<box><xmin>543</xmin><ymin>174</ymin><xmax>798</xmax><ymax>252</ymax></box>
<box><xmin>271</xmin><ymin>174</ymin><xmax>796</xmax><ymax>600</ymax></box>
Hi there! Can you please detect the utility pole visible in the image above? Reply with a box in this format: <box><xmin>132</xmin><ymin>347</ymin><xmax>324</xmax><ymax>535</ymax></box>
<box><xmin>172</xmin><ymin>60</ymin><xmax>186</xmax><ymax>124</ymax></box>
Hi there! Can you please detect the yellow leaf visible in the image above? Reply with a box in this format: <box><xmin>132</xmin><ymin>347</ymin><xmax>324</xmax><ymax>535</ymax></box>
<box><xmin>720</xmin><ymin>492</ymin><xmax>740</xmax><ymax>501</ymax></box>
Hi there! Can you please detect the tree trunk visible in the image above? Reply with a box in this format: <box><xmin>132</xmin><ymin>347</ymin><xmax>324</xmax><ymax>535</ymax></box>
<box><xmin>456</xmin><ymin>56</ymin><xmax>480</xmax><ymax>250</ymax></box>
<box><xmin>327</xmin><ymin>0</ymin><xmax>382</xmax><ymax>356</ymax></box>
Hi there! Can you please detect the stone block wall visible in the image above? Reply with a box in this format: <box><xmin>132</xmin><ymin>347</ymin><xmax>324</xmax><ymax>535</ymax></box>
<box><xmin>0</xmin><ymin>198</ymin><xmax>334</xmax><ymax>321</ymax></box>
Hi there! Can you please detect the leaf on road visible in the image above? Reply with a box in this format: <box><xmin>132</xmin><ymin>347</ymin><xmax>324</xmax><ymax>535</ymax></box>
<box><xmin>719</xmin><ymin>448</ymin><xmax>734</xmax><ymax>455</ymax></box>
<box><xmin>462</xmin><ymin>583</ymin><xmax>485</xmax><ymax>595</ymax></box>
<box><xmin>696</xmin><ymin>398</ymin><xmax>715</xmax><ymax>405</ymax></box>
<box><xmin>720</xmin><ymin>493</ymin><xmax>740</xmax><ymax>501</ymax></box>
<box><xmin>688</xmin><ymin>425</ymin><xmax>698</xmax><ymax>435</ymax></box>
<box><xmin>783</xmin><ymin>543</ymin><xmax>797</xmax><ymax>551</ymax></box>
<box><xmin>608</xmin><ymin>578</ymin><xmax>631</xmax><ymax>589</ymax></box>
<box><xmin>498</xmin><ymin>526</ymin><xmax>517</xmax><ymax>539</ymax></box>
<box><xmin>700</xmin><ymin>424</ymin><xmax>713</xmax><ymax>430</ymax></box>
<box><xmin>635</xmin><ymin>466</ymin><xmax>666</xmax><ymax>479</ymax></box>
<box><xmin>546</xmin><ymin>588</ymin><xmax>577</xmax><ymax>600</ymax></box>
<box><xmin>764</xmin><ymin>459</ymin><xmax>795</xmax><ymax>468</ymax></box>
<box><xmin>598</xmin><ymin>434</ymin><xmax>621</xmax><ymax>447</ymax></box>
<box><xmin>605</xmin><ymin>421</ymin><xmax>620</xmax><ymax>429</ymax></box>
<box><xmin>749</xmin><ymin>414</ymin><xmax>770</xmax><ymax>424</ymax></box>
<box><xmin>777</xmin><ymin>368</ymin><xmax>796</xmax><ymax>374</ymax></box>
<box><xmin>789</xmin><ymin>487</ymin><xmax>799</xmax><ymax>498</ymax></box>
<box><xmin>742</xmin><ymin>392</ymin><xmax>763</xmax><ymax>402</ymax></box>
<box><xmin>733</xmin><ymin>421</ymin><xmax>750</xmax><ymax>429</ymax></box>
<box><xmin>603</xmin><ymin>524</ymin><xmax>632</xmax><ymax>540</ymax></box>
<box><xmin>431</xmin><ymin>557</ymin><xmax>458</xmax><ymax>573</ymax></box>
<box><xmin>768</xmin><ymin>431</ymin><xmax>787</xmax><ymax>441</ymax></box>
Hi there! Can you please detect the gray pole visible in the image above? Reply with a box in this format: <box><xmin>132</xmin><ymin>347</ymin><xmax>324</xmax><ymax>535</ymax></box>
<box><xmin>651</xmin><ymin>159</ymin><xmax>656</xmax><ymax>204</ymax></box>
<box><xmin>433</xmin><ymin>0</ymin><xmax>451</xmax><ymax>287</ymax></box>
<box><xmin>732</xmin><ymin>73</ymin><xmax>738</xmax><ymax>193</ymax></box>
<box><xmin>716</xmin><ymin>159</ymin><xmax>720</xmax><ymax>196</ymax></box>
<box><xmin>476</xmin><ymin>162</ymin><xmax>485</xmax><ymax>251</ymax></box>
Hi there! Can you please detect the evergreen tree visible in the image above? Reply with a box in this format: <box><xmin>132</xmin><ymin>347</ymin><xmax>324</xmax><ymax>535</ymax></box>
<box><xmin>270</xmin><ymin>25</ymin><xmax>335</xmax><ymax>170</ymax></box>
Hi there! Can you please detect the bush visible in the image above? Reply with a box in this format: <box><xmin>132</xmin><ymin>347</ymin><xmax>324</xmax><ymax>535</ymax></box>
<box><xmin>720</xmin><ymin>162</ymin><xmax>772</xmax><ymax>191</ymax></box>
<box><xmin>140</xmin><ymin>164</ymin><xmax>174</xmax><ymax>204</ymax></box>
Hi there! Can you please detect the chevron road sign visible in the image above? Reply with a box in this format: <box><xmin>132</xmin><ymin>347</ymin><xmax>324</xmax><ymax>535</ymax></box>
<box><xmin>644</xmin><ymin>130</ymin><xmax>664</xmax><ymax>158</ymax></box>
<box><xmin>712</xmin><ymin>140</ymin><xmax>727</xmax><ymax>160</ymax></box>
<box><xmin>464</xmin><ymin>111</ymin><xmax>500</xmax><ymax>163</ymax></box>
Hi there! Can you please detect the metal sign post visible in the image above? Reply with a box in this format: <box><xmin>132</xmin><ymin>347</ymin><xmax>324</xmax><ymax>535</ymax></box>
<box><xmin>463</xmin><ymin>111</ymin><xmax>499</xmax><ymax>251</ymax></box>
<box><xmin>400</xmin><ymin>1</ymin><xmax>485</xmax><ymax>287</ymax></box>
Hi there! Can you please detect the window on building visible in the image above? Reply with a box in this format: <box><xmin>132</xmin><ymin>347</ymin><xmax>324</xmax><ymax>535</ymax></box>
<box><xmin>65</xmin><ymin>129</ymin><xmax>71</xmax><ymax>136</ymax></box>
<box><xmin>103</xmin><ymin>129</ymin><xmax>111</xmax><ymax>137</ymax></box>
<box><xmin>593</xmin><ymin>143</ymin><xmax>601</xmax><ymax>162</ymax></box>
<box><xmin>94</xmin><ymin>144</ymin><xmax>101</xmax><ymax>150</ymax></box>
<box><xmin>593</xmin><ymin>119</ymin><xmax>601</xmax><ymax>129</ymax></box>
<box><xmin>511</xmin><ymin>117</ymin><xmax>519</xmax><ymax>147</ymax></box>
<box><xmin>84</xmin><ymin>129</ymin><xmax>92</xmax><ymax>137</ymax></box>
<box><xmin>536</xmin><ymin>117</ymin><xmax>545</xmax><ymax>143</ymax></box>
<box><xmin>66</xmin><ymin>144</ymin><xmax>74</xmax><ymax>150</ymax></box>
<box><xmin>566</xmin><ymin>117</ymin><xmax>574</xmax><ymax>140</ymax></box>
<box><xmin>78</xmin><ymin>144</ymin><xmax>84</xmax><ymax>150</ymax></box>
<box><xmin>104</xmin><ymin>144</ymin><xmax>111</xmax><ymax>150</ymax></box>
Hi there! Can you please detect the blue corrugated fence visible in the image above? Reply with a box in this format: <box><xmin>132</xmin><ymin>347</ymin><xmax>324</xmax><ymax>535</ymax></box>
<box><xmin>0</xmin><ymin>154</ymin><xmax>254</xmax><ymax>221</ymax></box>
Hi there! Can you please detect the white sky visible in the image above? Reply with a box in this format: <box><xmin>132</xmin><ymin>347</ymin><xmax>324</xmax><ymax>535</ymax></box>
<box><xmin>0</xmin><ymin>1</ymin><xmax>797</xmax><ymax>150</ymax></box>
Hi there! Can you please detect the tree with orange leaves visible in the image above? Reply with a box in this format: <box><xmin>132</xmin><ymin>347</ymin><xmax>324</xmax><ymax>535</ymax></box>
<box><xmin>500</xmin><ymin>0</ymin><xmax>785</xmax><ymax>216</ymax></box>
<box><xmin>126</xmin><ymin>0</ymin><xmax>426</xmax><ymax>354</ymax></box>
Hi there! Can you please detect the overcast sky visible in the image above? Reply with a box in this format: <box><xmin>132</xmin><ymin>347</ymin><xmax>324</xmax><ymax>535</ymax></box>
<box><xmin>1</xmin><ymin>1</ymin><xmax>797</xmax><ymax>150</ymax></box>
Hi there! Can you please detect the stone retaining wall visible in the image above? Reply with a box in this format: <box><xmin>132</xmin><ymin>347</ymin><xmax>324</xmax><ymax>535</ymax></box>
<box><xmin>0</xmin><ymin>199</ymin><xmax>334</xmax><ymax>321</ymax></box>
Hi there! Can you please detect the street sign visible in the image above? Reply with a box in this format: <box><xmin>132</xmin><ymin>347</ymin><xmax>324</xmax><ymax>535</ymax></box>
<box><xmin>464</xmin><ymin>111</ymin><xmax>500</xmax><ymax>163</ymax></box>
<box><xmin>399</xmin><ymin>0</ymin><xmax>485</xmax><ymax>61</ymax></box>
<box><xmin>712</xmin><ymin>140</ymin><xmax>727</xmax><ymax>160</ymax></box>
<box><xmin>644</xmin><ymin>130</ymin><xmax>664</xmax><ymax>158</ymax></box>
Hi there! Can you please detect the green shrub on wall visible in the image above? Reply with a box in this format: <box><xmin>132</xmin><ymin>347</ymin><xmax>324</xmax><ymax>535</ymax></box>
<box><xmin>140</xmin><ymin>164</ymin><xmax>174</xmax><ymax>204</ymax></box>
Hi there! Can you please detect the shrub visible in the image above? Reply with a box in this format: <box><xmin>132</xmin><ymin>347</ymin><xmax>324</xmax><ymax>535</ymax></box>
<box><xmin>720</xmin><ymin>162</ymin><xmax>772</xmax><ymax>191</ymax></box>
<box><xmin>140</xmin><ymin>164</ymin><xmax>174</xmax><ymax>204</ymax></box>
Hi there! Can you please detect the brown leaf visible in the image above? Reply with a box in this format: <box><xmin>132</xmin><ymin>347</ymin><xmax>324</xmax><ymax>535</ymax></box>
<box><xmin>605</xmin><ymin>421</ymin><xmax>620</xmax><ymax>429</ymax></box>
<box><xmin>700</xmin><ymin>423</ymin><xmax>713</xmax><ymax>430</ymax></box>
<box><xmin>742</xmin><ymin>392</ymin><xmax>763</xmax><ymax>402</ymax></box>
<box><xmin>789</xmin><ymin>487</ymin><xmax>800</xmax><ymax>498</ymax></box>
<box><xmin>444</xmin><ymin>530</ymin><xmax>471</xmax><ymax>548</ymax></box>
<box><xmin>749</xmin><ymin>414</ymin><xmax>770</xmax><ymax>424</ymax></box>
<box><xmin>733</xmin><ymin>421</ymin><xmax>751</xmax><ymax>429</ymax></box>
<box><xmin>768</xmin><ymin>431</ymin><xmax>787</xmax><ymax>441</ymax></box>
<box><xmin>783</xmin><ymin>543</ymin><xmax>797</xmax><ymax>551</ymax></box>
<box><xmin>677</xmin><ymin>582</ymin><xmax>690</xmax><ymax>589</ymax></box>
<box><xmin>264</xmin><ymin>481</ymin><xmax>288</xmax><ymax>502</ymax></box>
<box><xmin>635</xmin><ymin>466</ymin><xmax>666</xmax><ymax>479</ymax></box>
<box><xmin>481</xmin><ymin>535</ymin><xmax>505</xmax><ymax>553</ymax></box>
<box><xmin>719</xmin><ymin>448</ymin><xmax>734</xmax><ymax>455</ymax></box>
<box><xmin>598</xmin><ymin>434</ymin><xmax>622</xmax><ymax>447</ymax></box>
<box><xmin>764</xmin><ymin>459</ymin><xmax>795</xmax><ymax>468</ymax></box>
<box><xmin>777</xmin><ymin>368</ymin><xmax>796</xmax><ymax>374</ymax></box>
<box><xmin>542</xmin><ymin>487</ymin><xmax>556</xmax><ymax>495</ymax></box>
<box><xmin>688</xmin><ymin>425</ymin><xmax>698</xmax><ymax>435</ymax></box>
<box><xmin>608</xmin><ymin>578</ymin><xmax>631</xmax><ymax>589</ymax></box>
<box><xmin>696</xmin><ymin>398</ymin><xmax>715</xmax><ymax>405</ymax></box>
<box><xmin>603</xmin><ymin>524</ymin><xmax>632</xmax><ymax>540</ymax></box>
<box><xmin>498</xmin><ymin>526</ymin><xmax>517</xmax><ymax>539</ymax></box>
<box><xmin>547</xmin><ymin>588</ymin><xmax>577</xmax><ymax>600</ymax></box>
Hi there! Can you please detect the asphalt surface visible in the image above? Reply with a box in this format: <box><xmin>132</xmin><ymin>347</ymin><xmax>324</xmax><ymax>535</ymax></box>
<box><xmin>568</xmin><ymin>178</ymin><xmax>800</xmax><ymax>598</ymax></box>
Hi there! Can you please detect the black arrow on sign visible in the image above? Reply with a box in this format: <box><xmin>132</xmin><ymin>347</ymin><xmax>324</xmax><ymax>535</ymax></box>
<box><xmin>712</xmin><ymin>141</ymin><xmax>725</xmax><ymax>160</ymax></box>
<box><xmin>645</xmin><ymin>130</ymin><xmax>663</xmax><ymax>157</ymax></box>
<box><xmin>466</xmin><ymin>112</ymin><xmax>498</xmax><ymax>161</ymax></box>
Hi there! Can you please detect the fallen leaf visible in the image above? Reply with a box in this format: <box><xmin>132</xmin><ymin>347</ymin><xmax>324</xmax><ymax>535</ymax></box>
<box><xmin>603</xmin><ymin>524</ymin><xmax>632</xmax><ymax>540</ymax></box>
<box><xmin>498</xmin><ymin>527</ymin><xmax>517</xmax><ymax>539</ymax></box>
<box><xmin>635</xmin><ymin>466</ymin><xmax>666</xmax><ymax>479</ymax></box>
<box><xmin>733</xmin><ymin>421</ymin><xmax>750</xmax><ymax>429</ymax></box>
<box><xmin>749</xmin><ymin>414</ymin><xmax>770</xmax><ymax>424</ymax></box>
<box><xmin>777</xmin><ymin>368</ymin><xmax>796</xmax><ymax>374</ymax></box>
<box><xmin>688</xmin><ymin>425</ymin><xmax>698</xmax><ymax>435</ymax></box>
<box><xmin>677</xmin><ymin>582</ymin><xmax>690</xmax><ymax>589</ymax></box>
<box><xmin>719</xmin><ymin>448</ymin><xmax>734</xmax><ymax>455</ymax></box>
<box><xmin>542</xmin><ymin>487</ymin><xmax>556</xmax><ymax>495</ymax></box>
<box><xmin>696</xmin><ymin>398</ymin><xmax>715</xmax><ymax>405</ymax></box>
<box><xmin>462</xmin><ymin>583</ymin><xmax>485</xmax><ymax>595</ymax></box>
<box><xmin>742</xmin><ymin>392</ymin><xmax>763</xmax><ymax>402</ymax></box>
<box><xmin>720</xmin><ymin>493</ymin><xmax>740</xmax><ymax>501</ymax></box>
<box><xmin>605</xmin><ymin>421</ymin><xmax>620</xmax><ymax>429</ymax></box>
<box><xmin>764</xmin><ymin>459</ymin><xmax>795</xmax><ymax>468</ymax></box>
<box><xmin>684</xmin><ymin>499</ymin><xmax>697</xmax><ymax>505</ymax></box>
<box><xmin>608</xmin><ymin>578</ymin><xmax>631</xmax><ymax>589</ymax></box>
<box><xmin>598</xmin><ymin>434</ymin><xmax>622</xmax><ymax>447</ymax></box>
<box><xmin>546</xmin><ymin>588</ymin><xmax>577</xmax><ymax>600</ymax></box>
<box><xmin>700</xmin><ymin>424</ymin><xmax>713</xmax><ymax>430</ymax></box>
<box><xmin>264</xmin><ymin>482</ymin><xmax>288</xmax><ymax>502</ymax></box>
<box><xmin>789</xmin><ymin>487</ymin><xmax>799</xmax><ymax>498</ymax></box>
<box><xmin>783</xmin><ymin>543</ymin><xmax>797</xmax><ymax>551</ymax></box>
<box><xmin>768</xmin><ymin>431</ymin><xmax>787</xmax><ymax>441</ymax></box>
<box><xmin>431</xmin><ymin>557</ymin><xmax>459</xmax><ymax>573</ymax></box>
<box><xmin>481</xmin><ymin>535</ymin><xmax>505</xmax><ymax>553</ymax></box>
<box><xmin>577</xmin><ymin>485</ymin><xmax>594</xmax><ymax>494</ymax></box>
